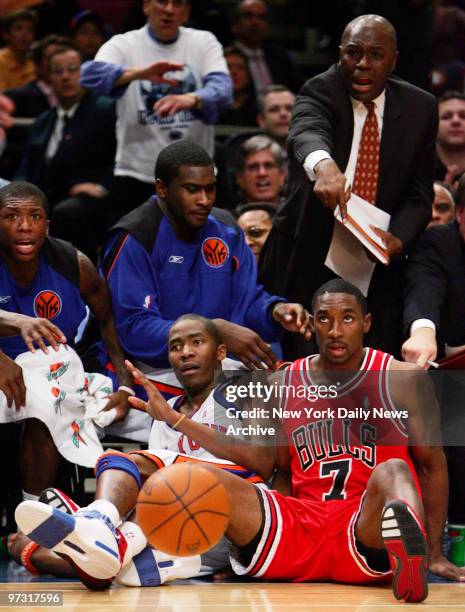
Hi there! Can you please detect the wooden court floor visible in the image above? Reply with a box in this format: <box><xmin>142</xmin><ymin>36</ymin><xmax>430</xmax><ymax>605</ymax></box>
<box><xmin>0</xmin><ymin>581</ymin><xmax>464</xmax><ymax>612</ymax></box>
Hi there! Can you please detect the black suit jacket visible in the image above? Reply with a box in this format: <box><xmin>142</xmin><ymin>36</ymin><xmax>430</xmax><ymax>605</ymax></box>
<box><xmin>5</xmin><ymin>80</ymin><xmax>51</xmax><ymax>118</ymax></box>
<box><xmin>403</xmin><ymin>222</ymin><xmax>465</xmax><ymax>354</ymax></box>
<box><xmin>16</xmin><ymin>91</ymin><xmax>116</xmax><ymax>206</ymax></box>
<box><xmin>260</xmin><ymin>64</ymin><xmax>438</xmax><ymax>357</ymax></box>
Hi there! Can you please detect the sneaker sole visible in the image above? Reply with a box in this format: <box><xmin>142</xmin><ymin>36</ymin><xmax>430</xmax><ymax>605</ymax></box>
<box><xmin>38</xmin><ymin>488</ymin><xmax>80</xmax><ymax>515</ymax></box>
<box><xmin>15</xmin><ymin>501</ymin><xmax>121</xmax><ymax>587</ymax></box>
<box><xmin>381</xmin><ymin>500</ymin><xmax>428</xmax><ymax>603</ymax></box>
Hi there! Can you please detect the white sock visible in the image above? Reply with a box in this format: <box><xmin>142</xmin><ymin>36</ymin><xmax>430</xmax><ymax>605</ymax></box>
<box><xmin>119</xmin><ymin>521</ymin><xmax>147</xmax><ymax>567</ymax></box>
<box><xmin>22</xmin><ymin>490</ymin><xmax>39</xmax><ymax>502</ymax></box>
<box><xmin>86</xmin><ymin>500</ymin><xmax>121</xmax><ymax>527</ymax></box>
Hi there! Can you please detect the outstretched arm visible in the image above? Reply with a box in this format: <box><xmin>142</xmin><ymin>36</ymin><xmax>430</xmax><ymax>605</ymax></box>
<box><xmin>126</xmin><ymin>361</ymin><xmax>275</xmax><ymax>480</ymax></box>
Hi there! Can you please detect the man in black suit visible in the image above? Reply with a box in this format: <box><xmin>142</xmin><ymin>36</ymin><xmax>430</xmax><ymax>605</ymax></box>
<box><xmin>232</xmin><ymin>0</ymin><xmax>302</xmax><ymax>95</ymax></box>
<box><xmin>260</xmin><ymin>14</ymin><xmax>437</xmax><ymax>359</ymax></box>
<box><xmin>402</xmin><ymin>180</ymin><xmax>465</xmax><ymax>527</ymax></box>
<box><xmin>402</xmin><ymin>182</ymin><xmax>465</xmax><ymax>367</ymax></box>
<box><xmin>16</xmin><ymin>45</ymin><xmax>116</xmax><ymax>262</ymax></box>
<box><xmin>2</xmin><ymin>35</ymin><xmax>69</xmax><ymax>179</ymax></box>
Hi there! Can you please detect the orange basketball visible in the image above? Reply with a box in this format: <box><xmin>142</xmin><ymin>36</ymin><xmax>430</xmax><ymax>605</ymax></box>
<box><xmin>136</xmin><ymin>462</ymin><xmax>230</xmax><ymax>556</ymax></box>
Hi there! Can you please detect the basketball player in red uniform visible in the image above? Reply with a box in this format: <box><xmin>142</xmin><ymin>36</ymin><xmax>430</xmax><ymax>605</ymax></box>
<box><xmin>160</xmin><ymin>279</ymin><xmax>461</xmax><ymax>602</ymax></box>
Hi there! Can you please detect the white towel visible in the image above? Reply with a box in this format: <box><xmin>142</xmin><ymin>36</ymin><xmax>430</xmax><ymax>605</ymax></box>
<box><xmin>0</xmin><ymin>345</ymin><xmax>114</xmax><ymax>467</ymax></box>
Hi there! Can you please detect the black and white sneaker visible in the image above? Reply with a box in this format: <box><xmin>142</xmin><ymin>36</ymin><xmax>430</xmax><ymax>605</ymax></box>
<box><xmin>381</xmin><ymin>500</ymin><xmax>429</xmax><ymax>603</ymax></box>
<box><xmin>38</xmin><ymin>488</ymin><xmax>80</xmax><ymax>515</ymax></box>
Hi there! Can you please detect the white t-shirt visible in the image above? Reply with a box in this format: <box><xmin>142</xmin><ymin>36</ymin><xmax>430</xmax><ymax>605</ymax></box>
<box><xmin>96</xmin><ymin>25</ymin><xmax>228</xmax><ymax>183</ymax></box>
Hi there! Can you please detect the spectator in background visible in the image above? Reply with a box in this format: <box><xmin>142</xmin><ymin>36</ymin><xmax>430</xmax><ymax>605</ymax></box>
<box><xmin>431</xmin><ymin>0</ymin><xmax>465</xmax><ymax>94</ymax></box>
<box><xmin>17</xmin><ymin>45</ymin><xmax>116</xmax><ymax>262</ymax></box>
<box><xmin>1</xmin><ymin>34</ymin><xmax>68</xmax><ymax>179</ymax></box>
<box><xmin>218</xmin><ymin>46</ymin><xmax>257</xmax><ymax>127</ymax></box>
<box><xmin>70</xmin><ymin>9</ymin><xmax>106</xmax><ymax>61</ymax></box>
<box><xmin>436</xmin><ymin>91</ymin><xmax>465</xmax><ymax>184</ymax></box>
<box><xmin>80</xmin><ymin>0</ymin><xmax>232</xmax><ymax>224</ymax></box>
<box><xmin>235</xmin><ymin>135</ymin><xmax>286</xmax><ymax>205</ymax></box>
<box><xmin>257</xmin><ymin>84</ymin><xmax>294</xmax><ymax>152</ymax></box>
<box><xmin>428</xmin><ymin>181</ymin><xmax>455</xmax><ymax>228</ymax></box>
<box><xmin>0</xmin><ymin>2</ymin><xmax>45</xmax><ymax>17</ymax></box>
<box><xmin>5</xmin><ymin>34</ymin><xmax>68</xmax><ymax>116</ymax></box>
<box><xmin>0</xmin><ymin>9</ymin><xmax>37</xmax><ymax>91</ymax></box>
<box><xmin>216</xmin><ymin>84</ymin><xmax>293</xmax><ymax>208</ymax></box>
<box><xmin>235</xmin><ymin>201</ymin><xmax>274</xmax><ymax>261</ymax></box>
<box><xmin>231</xmin><ymin>0</ymin><xmax>302</xmax><ymax>95</ymax></box>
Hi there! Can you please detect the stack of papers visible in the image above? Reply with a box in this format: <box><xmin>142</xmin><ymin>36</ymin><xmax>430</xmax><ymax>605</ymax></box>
<box><xmin>325</xmin><ymin>193</ymin><xmax>391</xmax><ymax>296</ymax></box>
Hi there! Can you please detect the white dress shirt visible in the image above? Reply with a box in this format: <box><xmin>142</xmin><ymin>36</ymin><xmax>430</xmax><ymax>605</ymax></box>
<box><xmin>45</xmin><ymin>103</ymin><xmax>78</xmax><ymax>160</ymax></box>
<box><xmin>303</xmin><ymin>90</ymin><xmax>385</xmax><ymax>182</ymax></box>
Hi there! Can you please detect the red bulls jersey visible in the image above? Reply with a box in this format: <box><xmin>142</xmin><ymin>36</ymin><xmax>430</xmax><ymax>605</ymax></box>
<box><xmin>280</xmin><ymin>348</ymin><xmax>416</xmax><ymax>502</ymax></box>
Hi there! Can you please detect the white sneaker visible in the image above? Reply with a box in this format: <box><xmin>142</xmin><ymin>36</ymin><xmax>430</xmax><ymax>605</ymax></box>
<box><xmin>15</xmin><ymin>501</ymin><xmax>127</xmax><ymax>590</ymax></box>
<box><xmin>116</xmin><ymin>545</ymin><xmax>201</xmax><ymax>587</ymax></box>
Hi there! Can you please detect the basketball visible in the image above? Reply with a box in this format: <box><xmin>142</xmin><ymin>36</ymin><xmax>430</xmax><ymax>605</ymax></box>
<box><xmin>135</xmin><ymin>462</ymin><xmax>230</xmax><ymax>557</ymax></box>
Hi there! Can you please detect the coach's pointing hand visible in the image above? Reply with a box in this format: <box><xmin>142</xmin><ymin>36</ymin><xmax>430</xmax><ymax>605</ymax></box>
<box><xmin>272</xmin><ymin>302</ymin><xmax>312</xmax><ymax>341</ymax></box>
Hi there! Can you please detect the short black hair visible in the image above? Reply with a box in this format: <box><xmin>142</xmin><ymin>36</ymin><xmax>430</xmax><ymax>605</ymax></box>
<box><xmin>171</xmin><ymin>313</ymin><xmax>223</xmax><ymax>347</ymax></box>
<box><xmin>155</xmin><ymin>141</ymin><xmax>214</xmax><ymax>186</ymax></box>
<box><xmin>438</xmin><ymin>90</ymin><xmax>465</xmax><ymax>105</ymax></box>
<box><xmin>0</xmin><ymin>181</ymin><xmax>48</xmax><ymax>215</ymax></box>
<box><xmin>311</xmin><ymin>279</ymin><xmax>367</xmax><ymax>315</ymax></box>
<box><xmin>235</xmin><ymin>201</ymin><xmax>277</xmax><ymax>219</ymax></box>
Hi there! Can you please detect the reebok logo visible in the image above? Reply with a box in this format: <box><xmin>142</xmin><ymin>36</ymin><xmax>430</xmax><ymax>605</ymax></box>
<box><xmin>169</xmin><ymin>255</ymin><xmax>184</xmax><ymax>263</ymax></box>
<box><xmin>0</xmin><ymin>296</ymin><xmax>11</xmax><ymax>303</ymax></box>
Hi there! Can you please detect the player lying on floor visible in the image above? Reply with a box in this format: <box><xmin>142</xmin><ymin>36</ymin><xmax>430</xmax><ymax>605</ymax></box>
<box><xmin>15</xmin><ymin>280</ymin><xmax>465</xmax><ymax>602</ymax></box>
<box><xmin>11</xmin><ymin>313</ymin><xmax>273</xmax><ymax>586</ymax></box>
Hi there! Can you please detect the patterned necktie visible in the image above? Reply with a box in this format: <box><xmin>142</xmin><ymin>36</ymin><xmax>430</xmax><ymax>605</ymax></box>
<box><xmin>352</xmin><ymin>101</ymin><xmax>379</xmax><ymax>205</ymax></box>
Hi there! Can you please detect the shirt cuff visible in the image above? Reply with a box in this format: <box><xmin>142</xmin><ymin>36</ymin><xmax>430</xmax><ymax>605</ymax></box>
<box><xmin>303</xmin><ymin>151</ymin><xmax>332</xmax><ymax>181</ymax></box>
<box><xmin>410</xmin><ymin>319</ymin><xmax>436</xmax><ymax>335</ymax></box>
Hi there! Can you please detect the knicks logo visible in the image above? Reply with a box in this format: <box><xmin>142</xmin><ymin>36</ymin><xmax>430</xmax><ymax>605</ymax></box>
<box><xmin>202</xmin><ymin>237</ymin><xmax>229</xmax><ymax>268</ymax></box>
<box><xmin>33</xmin><ymin>290</ymin><xmax>62</xmax><ymax>320</ymax></box>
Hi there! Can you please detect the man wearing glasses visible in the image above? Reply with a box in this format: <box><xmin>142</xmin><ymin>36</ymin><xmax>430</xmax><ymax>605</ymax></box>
<box><xmin>16</xmin><ymin>45</ymin><xmax>117</xmax><ymax>263</ymax></box>
<box><xmin>80</xmin><ymin>0</ymin><xmax>232</xmax><ymax>223</ymax></box>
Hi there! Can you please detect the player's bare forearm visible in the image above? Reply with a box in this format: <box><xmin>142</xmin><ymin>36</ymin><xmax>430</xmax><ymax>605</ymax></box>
<box><xmin>99</xmin><ymin>316</ymin><xmax>132</xmax><ymax>388</ymax></box>
<box><xmin>415</xmin><ymin>448</ymin><xmax>449</xmax><ymax>558</ymax></box>
<box><xmin>78</xmin><ymin>251</ymin><xmax>132</xmax><ymax>388</ymax></box>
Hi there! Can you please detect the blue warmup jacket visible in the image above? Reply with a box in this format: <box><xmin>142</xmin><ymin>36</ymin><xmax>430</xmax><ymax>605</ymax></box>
<box><xmin>99</xmin><ymin>198</ymin><xmax>284</xmax><ymax>369</ymax></box>
<box><xmin>0</xmin><ymin>237</ymin><xmax>86</xmax><ymax>359</ymax></box>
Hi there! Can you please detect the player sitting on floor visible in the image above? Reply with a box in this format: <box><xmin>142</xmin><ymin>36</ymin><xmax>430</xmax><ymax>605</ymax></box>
<box><xmin>12</xmin><ymin>314</ymin><xmax>273</xmax><ymax>587</ymax></box>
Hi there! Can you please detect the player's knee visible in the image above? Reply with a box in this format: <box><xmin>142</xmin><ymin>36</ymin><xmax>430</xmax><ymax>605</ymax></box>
<box><xmin>95</xmin><ymin>450</ymin><xmax>142</xmax><ymax>490</ymax></box>
<box><xmin>375</xmin><ymin>458</ymin><xmax>412</xmax><ymax>481</ymax></box>
<box><xmin>130</xmin><ymin>453</ymin><xmax>158</xmax><ymax>482</ymax></box>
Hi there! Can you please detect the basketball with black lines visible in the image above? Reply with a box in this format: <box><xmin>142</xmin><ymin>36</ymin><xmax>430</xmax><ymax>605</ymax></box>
<box><xmin>136</xmin><ymin>463</ymin><xmax>230</xmax><ymax>556</ymax></box>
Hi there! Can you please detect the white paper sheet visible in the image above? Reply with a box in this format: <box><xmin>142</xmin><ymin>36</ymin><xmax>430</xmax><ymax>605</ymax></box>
<box><xmin>335</xmin><ymin>193</ymin><xmax>390</xmax><ymax>264</ymax></box>
<box><xmin>325</xmin><ymin>194</ymin><xmax>391</xmax><ymax>296</ymax></box>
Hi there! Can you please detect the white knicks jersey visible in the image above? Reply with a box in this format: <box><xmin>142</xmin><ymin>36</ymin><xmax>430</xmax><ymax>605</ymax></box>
<box><xmin>146</xmin><ymin>387</ymin><xmax>264</xmax><ymax>483</ymax></box>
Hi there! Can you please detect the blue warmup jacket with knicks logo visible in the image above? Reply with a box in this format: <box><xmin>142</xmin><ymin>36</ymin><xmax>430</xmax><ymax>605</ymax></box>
<box><xmin>0</xmin><ymin>237</ymin><xmax>86</xmax><ymax>359</ymax></box>
<box><xmin>99</xmin><ymin>197</ymin><xmax>284</xmax><ymax>369</ymax></box>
